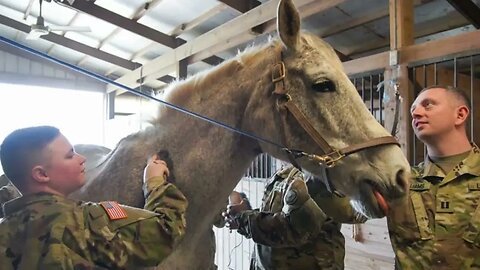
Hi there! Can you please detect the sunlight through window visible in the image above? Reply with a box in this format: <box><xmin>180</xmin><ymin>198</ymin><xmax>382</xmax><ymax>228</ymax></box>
<box><xmin>0</xmin><ymin>83</ymin><xmax>105</xmax><ymax>174</ymax></box>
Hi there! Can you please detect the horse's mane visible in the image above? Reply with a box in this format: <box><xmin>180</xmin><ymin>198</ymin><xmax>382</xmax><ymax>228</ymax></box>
<box><xmin>159</xmin><ymin>38</ymin><xmax>280</xmax><ymax>108</ymax></box>
<box><xmin>148</xmin><ymin>32</ymin><xmax>341</xmax><ymax>126</ymax></box>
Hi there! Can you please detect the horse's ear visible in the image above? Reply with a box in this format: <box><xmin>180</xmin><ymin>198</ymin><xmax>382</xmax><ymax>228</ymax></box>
<box><xmin>277</xmin><ymin>0</ymin><xmax>300</xmax><ymax>50</ymax></box>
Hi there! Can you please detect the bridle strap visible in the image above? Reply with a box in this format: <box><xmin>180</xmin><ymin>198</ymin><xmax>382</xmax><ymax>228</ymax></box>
<box><xmin>275</xmin><ymin>103</ymin><xmax>303</xmax><ymax>170</ymax></box>
<box><xmin>340</xmin><ymin>136</ymin><xmax>399</xmax><ymax>156</ymax></box>
<box><xmin>271</xmin><ymin>46</ymin><xmax>400</xmax><ymax>168</ymax></box>
<box><xmin>282</xmin><ymin>97</ymin><xmax>335</xmax><ymax>154</ymax></box>
<box><xmin>271</xmin><ymin>48</ymin><xmax>303</xmax><ymax>170</ymax></box>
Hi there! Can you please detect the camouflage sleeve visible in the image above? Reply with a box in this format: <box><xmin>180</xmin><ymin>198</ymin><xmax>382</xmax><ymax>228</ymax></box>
<box><xmin>84</xmin><ymin>175</ymin><xmax>188</xmax><ymax>269</ymax></box>
<box><xmin>142</xmin><ymin>175</ymin><xmax>188</xmax><ymax>241</ymax></box>
<box><xmin>313</xmin><ymin>194</ymin><xmax>367</xmax><ymax>224</ymax></box>
<box><xmin>235</xmin><ymin>200</ymin><xmax>327</xmax><ymax>248</ymax></box>
<box><xmin>306</xmin><ymin>178</ymin><xmax>367</xmax><ymax>224</ymax></box>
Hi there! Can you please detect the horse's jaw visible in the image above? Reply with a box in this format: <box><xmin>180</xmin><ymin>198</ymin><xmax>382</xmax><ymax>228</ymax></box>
<box><xmin>298</xmin><ymin>144</ymin><xmax>410</xmax><ymax>219</ymax></box>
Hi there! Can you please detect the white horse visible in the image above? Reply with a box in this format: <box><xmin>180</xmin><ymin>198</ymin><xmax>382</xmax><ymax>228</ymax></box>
<box><xmin>2</xmin><ymin>1</ymin><xmax>410</xmax><ymax>269</ymax></box>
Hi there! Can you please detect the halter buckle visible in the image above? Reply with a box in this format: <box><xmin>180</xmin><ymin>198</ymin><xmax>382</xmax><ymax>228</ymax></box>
<box><xmin>306</xmin><ymin>150</ymin><xmax>345</xmax><ymax>168</ymax></box>
<box><xmin>324</xmin><ymin>150</ymin><xmax>345</xmax><ymax>167</ymax></box>
<box><xmin>272</xmin><ymin>62</ymin><xmax>286</xmax><ymax>83</ymax></box>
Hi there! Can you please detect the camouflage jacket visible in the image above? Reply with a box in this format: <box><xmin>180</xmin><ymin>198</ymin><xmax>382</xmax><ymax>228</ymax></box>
<box><xmin>0</xmin><ymin>176</ymin><xmax>188</xmax><ymax>270</ymax></box>
<box><xmin>388</xmin><ymin>144</ymin><xmax>480</xmax><ymax>270</ymax></box>
<box><xmin>237</xmin><ymin>166</ymin><xmax>366</xmax><ymax>270</ymax></box>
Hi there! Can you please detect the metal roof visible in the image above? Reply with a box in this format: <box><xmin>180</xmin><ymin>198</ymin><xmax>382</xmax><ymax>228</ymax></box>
<box><xmin>0</xmin><ymin>0</ymin><xmax>479</xmax><ymax>93</ymax></box>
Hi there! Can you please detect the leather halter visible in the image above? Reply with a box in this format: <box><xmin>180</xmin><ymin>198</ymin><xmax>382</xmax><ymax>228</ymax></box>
<box><xmin>271</xmin><ymin>47</ymin><xmax>400</xmax><ymax>195</ymax></box>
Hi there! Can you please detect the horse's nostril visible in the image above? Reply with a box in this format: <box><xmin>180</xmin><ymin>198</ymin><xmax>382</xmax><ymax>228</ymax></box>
<box><xmin>396</xmin><ymin>169</ymin><xmax>408</xmax><ymax>193</ymax></box>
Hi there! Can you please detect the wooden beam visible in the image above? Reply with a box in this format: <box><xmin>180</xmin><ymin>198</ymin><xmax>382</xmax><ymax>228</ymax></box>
<box><xmin>320</xmin><ymin>0</ymin><xmax>427</xmax><ymax>38</ymax></box>
<box><xmin>0</xmin><ymin>14</ymin><xmax>176</xmax><ymax>86</ymax></box>
<box><xmin>170</xmin><ymin>4</ymin><xmax>228</xmax><ymax>37</ymax></box>
<box><xmin>341</xmin><ymin>29</ymin><xmax>480</xmax><ymax>76</ymax></box>
<box><xmin>343</xmin><ymin>52</ymin><xmax>389</xmax><ymax>75</ymax></box>
<box><xmin>390</xmin><ymin>0</ymin><xmax>414</xmax><ymax>49</ymax></box>
<box><xmin>445</xmin><ymin>0</ymin><xmax>480</xmax><ymax>28</ymax></box>
<box><xmin>67</xmin><ymin>0</ymin><xmax>224</xmax><ymax>72</ymax></box>
<box><xmin>107</xmin><ymin>4</ymin><xmax>226</xmax><ymax>79</ymax></box>
<box><xmin>108</xmin><ymin>0</ymin><xmax>336</xmax><ymax>92</ymax></box>
<box><xmin>189</xmin><ymin>0</ymin><xmax>349</xmax><ymax>64</ymax></box>
<box><xmin>0</xmin><ymin>14</ymin><xmax>138</xmax><ymax>70</ymax></box>
<box><xmin>347</xmin><ymin>10</ymin><xmax>468</xmax><ymax>56</ymax></box>
<box><xmin>320</xmin><ymin>7</ymin><xmax>389</xmax><ymax>37</ymax></box>
<box><xmin>131</xmin><ymin>0</ymin><xmax>164</xmax><ymax>20</ymax></box>
<box><xmin>218</xmin><ymin>0</ymin><xmax>261</xmax><ymax>13</ymax></box>
<box><xmin>23</xmin><ymin>0</ymin><xmax>35</xmax><ymax>20</ymax></box>
<box><xmin>390</xmin><ymin>0</ymin><xmax>414</xmax><ymax>160</ymax></box>
<box><xmin>66</xmin><ymin>0</ymin><xmax>179</xmax><ymax>48</ymax></box>
<box><xmin>401</xmin><ymin>29</ymin><xmax>480</xmax><ymax>64</ymax></box>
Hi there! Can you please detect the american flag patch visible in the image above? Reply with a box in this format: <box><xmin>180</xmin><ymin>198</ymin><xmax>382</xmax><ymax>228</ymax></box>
<box><xmin>100</xmin><ymin>201</ymin><xmax>128</xmax><ymax>220</ymax></box>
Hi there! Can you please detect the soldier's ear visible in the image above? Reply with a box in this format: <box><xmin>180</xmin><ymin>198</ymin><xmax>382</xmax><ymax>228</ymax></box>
<box><xmin>31</xmin><ymin>165</ymin><xmax>49</xmax><ymax>183</ymax></box>
<box><xmin>455</xmin><ymin>105</ymin><xmax>469</xmax><ymax>126</ymax></box>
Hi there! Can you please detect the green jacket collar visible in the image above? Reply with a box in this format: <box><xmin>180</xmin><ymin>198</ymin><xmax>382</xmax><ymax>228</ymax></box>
<box><xmin>2</xmin><ymin>192</ymin><xmax>66</xmax><ymax>217</ymax></box>
<box><xmin>417</xmin><ymin>143</ymin><xmax>480</xmax><ymax>186</ymax></box>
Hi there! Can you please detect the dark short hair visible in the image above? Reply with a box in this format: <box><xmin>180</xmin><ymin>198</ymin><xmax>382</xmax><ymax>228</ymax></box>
<box><xmin>421</xmin><ymin>85</ymin><xmax>471</xmax><ymax>111</ymax></box>
<box><xmin>1</xmin><ymin>126</ymin><xmax>60</xmax><ymax>188</ymax></box>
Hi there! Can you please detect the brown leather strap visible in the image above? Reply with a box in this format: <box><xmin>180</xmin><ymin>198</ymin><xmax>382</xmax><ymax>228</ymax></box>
<box><xmin>283</xmin><ymin>99</ymin><xmax>335</xmax><ymax>154</ymax></box>
<box><xmin>276</xmin><ymin>99</ymin><xmax>303</xmax><ymax>170</ymax></box>
<box><xmin>339</xmin><ymin>136</ymin><xmax>399</xmax><ymax>156</ymax></box>
<box><xmin>272</xmin><ymin>62</ymin><xmax>286</xmax><ymax>95</ymax></box>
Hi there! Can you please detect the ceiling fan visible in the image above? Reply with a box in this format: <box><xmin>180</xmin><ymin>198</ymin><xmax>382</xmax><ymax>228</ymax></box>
<box><xmin>26</xmin><ymin>0</ymin><xmax>91</xmax><ymax>40</ymax></box>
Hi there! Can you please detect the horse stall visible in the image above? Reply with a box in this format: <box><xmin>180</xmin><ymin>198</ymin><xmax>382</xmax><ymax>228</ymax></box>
<box><xmin>1</xmin><ymin>0</ymin><xmax>480</xmax><ymax>270</ymax></box>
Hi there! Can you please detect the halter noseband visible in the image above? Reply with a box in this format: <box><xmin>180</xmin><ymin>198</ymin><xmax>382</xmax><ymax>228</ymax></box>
<box><xmin>271</xmin><ymin>47</ymin><xmax>400</xmax><ymax>196</ymax></box>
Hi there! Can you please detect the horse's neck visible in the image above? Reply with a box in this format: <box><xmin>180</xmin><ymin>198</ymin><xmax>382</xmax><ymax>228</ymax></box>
<box><xmin>80</xmin><ymin>50</ymin><xmax>274</xmax><ymax>231</ymax></box>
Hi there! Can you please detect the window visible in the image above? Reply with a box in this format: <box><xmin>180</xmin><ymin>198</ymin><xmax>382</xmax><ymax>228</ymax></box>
<box><xmin>0</xmin><ymin>83</ymin><xmax>104</xmax><ymax>174</ymax></box>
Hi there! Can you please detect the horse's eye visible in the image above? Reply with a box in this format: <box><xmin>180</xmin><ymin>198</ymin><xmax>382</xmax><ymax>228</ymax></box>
<box><xmin>312</xmin><ymin>80</ymin><xmax>335</xmax><ymax>93</ymax></box>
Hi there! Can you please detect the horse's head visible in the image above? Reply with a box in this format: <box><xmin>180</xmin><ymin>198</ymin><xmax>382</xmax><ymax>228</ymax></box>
<box><xmin>245</xmin><ymin>0</ymin><xmax>409</xmax><ymax>218</ymax></box>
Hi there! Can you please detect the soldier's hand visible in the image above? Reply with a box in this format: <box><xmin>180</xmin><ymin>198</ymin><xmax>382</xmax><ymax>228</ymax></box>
<box><xmin>222</xmin><ymin>199</ymin><xmax>251</xmax><ymax>230</ymax></box>
<box><xmin>143</xmin><ymin>154</ymin><xmax>170</xmax><ymax>183</ymax></box>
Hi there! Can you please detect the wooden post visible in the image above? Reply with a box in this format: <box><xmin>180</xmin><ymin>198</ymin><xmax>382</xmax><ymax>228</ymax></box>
<box><xmin>176</xmin><ymin>58</ymin><xmax>188</xmax><ymax>80</ymax></box>
<box><xmin>388</xmin><ymin>0</ymin><xmax>414</xmax><ymax>162</ymax></box>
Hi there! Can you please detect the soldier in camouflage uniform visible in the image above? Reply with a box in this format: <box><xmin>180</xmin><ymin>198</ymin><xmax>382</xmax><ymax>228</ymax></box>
<box><xmin>224</xmin><ymin>166</ymin><xmax>367</xmax><ymax>270</ymax></box>
<box><xmin>387</xmin><ymin>85</ymin><xmax>480</xmax><ymax>269</ymax></box>
<box><xmin>0</xmin><ymin>125</ymin><xmax>188</xmax><ymax>269</ymax></box>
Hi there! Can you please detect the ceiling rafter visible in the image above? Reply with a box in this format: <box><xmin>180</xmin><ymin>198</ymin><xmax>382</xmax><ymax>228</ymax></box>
<box><xmin>108</xmin><ymin>0</ymin><xmax>347</xmax><ymax>93</ymax></box>
<box><xmin>62</xmin><ymin>0</ymin><xmax>223</xmax><ymax>67</ymax></box>
<box><xmin>347</xmin><ymin>10</ymin><xmax>468</xmax><ymax>57</ymax></box>
<box><xmin>217</xmin><ymin>0</ymin><xmax>261</xmax><ymax>13</ymax></box>
<box><xmin>75</xmin><ymin>0</ymin><xmax>163</xmax><ymax>68</ymax></box>
<box><xmin>64</xmin><ymin>0</ymin><xmax>178</xmax><ymax>48</ymax></box>
<box><xmin>132</xmin><ymin>0</ymin><xmax>164</xmax><ymax>20</ymax></box>
<box><xmin>23</xmin><ymin>0</ymin><xmax>35</xmax><ymax>20</ymax></box>
<box><xmin>46</xmin><ymin>13</ymin><xmax>81</xmax><ymax>55</ymax></box>
<box><xmin>0</xmin><ymin>14</ymin><xmax>175</xmax><ymax>84</ymax></box>
<box><xmin>319</xmin><ymin>0</ymin><xmax>428</xmax><ymax>39</ymax></box>
<box><xmin>446</xmin><ymin>0</ymin><xmax>480</xmax><ymax>29</ymax></box>
<box><xmin>170</xmin><ymin>3</ymin><xmax>227</xmax><ymax>37</ymax></box>
<box><xmin>105</xmin><ymin>3</ymin><xmax>226</xmax><ymax>77</ymax></box>
<box><xmin>320</xmin><ymin>8</ymin><xmax>388</xmax><ymax>38</ymax></box>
